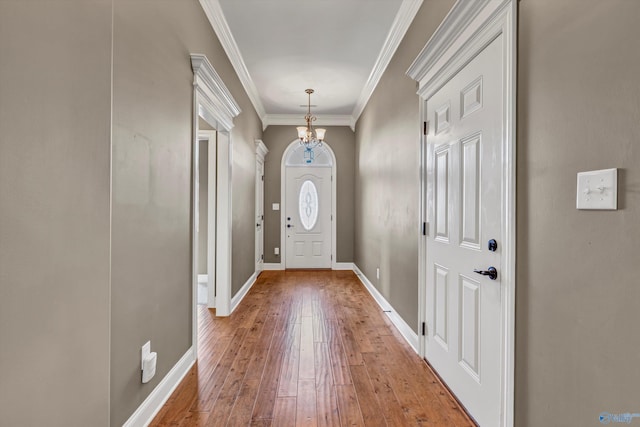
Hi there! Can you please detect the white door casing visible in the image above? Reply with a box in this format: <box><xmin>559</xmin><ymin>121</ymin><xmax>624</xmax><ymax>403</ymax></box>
<box><xmin>285</xmin><ymin>167</ymin><xmax>332</xmax><ymax>268</ymax></box>
<box><xmin>280</xmin><ymin>141</ymin><xmax>337</xmax><ymax>269</ymax></box>
<box><xmin>207</xmin><ymin>134</ymin><xmax>217</xmax><ymax>309</ymax></box>
<box><xmin>408</xmin><ymin>1</ymin><xmax>516</xmax><ymax>426</ymax></box>
<box><xmin>198</xmin><ymin>131</ymin><xmax>217</xmax><ymax>309</ymax></box>
<box><xmin>191</xmin><ymin>54</ymin><xmax>241</xmax><ymax>360</ymax></box>
<box><xmin>255</xmin><ymin>140</ymin><xmax>268</xmax><ymax>273</ymax></box>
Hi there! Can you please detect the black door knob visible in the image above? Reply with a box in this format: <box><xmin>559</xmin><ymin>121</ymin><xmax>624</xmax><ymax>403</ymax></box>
<box><xmin>488</xmin><ymin>239</ymin><xmax>497</xmax><ymax>252</ymax></box>
<box><xmin>473</xmin><ymin>266</ymin><xmax>497</xmax><ymax>280</ymax></box>
<box><xmin>287</xmin><ymin>224</ymin><xmax>293</xmax><ymax>228</ymax></box>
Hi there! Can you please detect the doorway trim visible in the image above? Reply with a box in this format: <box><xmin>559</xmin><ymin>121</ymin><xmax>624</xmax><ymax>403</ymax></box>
<box><xmin>197</xmin><ymin>131</ymin><xmax>217</xmax><ymax>310</ymax></box>
<box><xmin>280</xmin><ymin>140</ymin><xmax>337</xmax><ymax>269</ymax></box>
<box><xmin>407</xmin><ymin>1</ymin><xmax>516</xmax><ymax>426</ymax></box>
<box><xmin>191</xmin><ymin>54</ymin><xmax>240</xmax><ymax>357</ymax></box>
<box><xmin>255</xmin><ymin>139</ymin><xmax>268</xmax><ymax>273</ymax></box>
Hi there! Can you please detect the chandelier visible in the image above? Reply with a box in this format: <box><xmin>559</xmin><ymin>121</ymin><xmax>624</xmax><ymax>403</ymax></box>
<box><xmin>296</xmin><ymin>89</ymin><xmax>326</xmax><ymax>163</ymax></box>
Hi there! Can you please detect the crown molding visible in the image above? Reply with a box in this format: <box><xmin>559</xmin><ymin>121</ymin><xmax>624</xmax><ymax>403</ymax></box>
<box><xmin>262</xmin><ymin>114</ymin><xmax>354</xmax><ymax>130</ymax></box>
<box><xmin>200</xmin><ymin>0</ymin><xmax>422</xmax><ymax>131</ymax></box>
<box><xmin>199</xmin><ymin>0</ymin><xmax>267</xmax><ymax>123</ymax></box>
<box><xmin>351</xmin><ymin>0</ymin><xmax>424</xmax><ymax>125</ymax></box>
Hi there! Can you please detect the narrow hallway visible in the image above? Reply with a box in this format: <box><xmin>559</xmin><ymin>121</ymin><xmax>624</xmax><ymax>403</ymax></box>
<box><xmin>151</xmin><ymin>270</ymin><xmax>474</xmax><ymax>426</ymax></box>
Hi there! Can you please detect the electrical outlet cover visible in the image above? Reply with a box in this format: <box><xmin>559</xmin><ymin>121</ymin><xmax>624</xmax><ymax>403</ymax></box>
<box><xmin>141</xmin><ymin>341</ymin><xmax>151</xmax><ymax>368</ymax></box>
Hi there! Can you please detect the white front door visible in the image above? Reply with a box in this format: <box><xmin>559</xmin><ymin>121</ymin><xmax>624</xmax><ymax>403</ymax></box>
<box><xmin>285</xmin><ymin>167</ymin><xmax>331</xmax><ymax>268</ymax></box>
<box><xmin>425</xmin><ymin>35</ymin><xmax>504</xmax><ymax>426</ymax></box>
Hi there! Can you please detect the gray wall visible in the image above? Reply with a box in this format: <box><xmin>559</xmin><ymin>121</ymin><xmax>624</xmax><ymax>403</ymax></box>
<box><xmin>262</xmin><ymin>126</ymin><xmax>355</xmax><ymax>264</ymax></box>
<box><xmin>516</xmin><ymin>0</ymin><xmax>640</xmax><ymax>425</ymax></box>
<box><xmin>0</xmin><ymin>1</ymin><xmax>262</xmax><ymax>424</ymax></box>
<box><xmin>231</xmin><ymin>121</ymin><xmax>261</xmax><ymax>296</ymax></box>
<box><xmin>198</xmin><ymin>140</ymin><xmax>208</xmax><ymax>275</ymax></box>
<box><xmin>109</xmin><ymin>1</ymin><xmax>262</xmax><ymax>425</ymax></box>
<box><xmin>354</xmin><ymin>0</ymin><xmax>455</xmax><ymax>330</ymax></box>
<box><xmin>356</xmin><ymin>0</ymin><xmax>640</xmax><ymax>426</ymax></box>
<box><xmin>0</xmin><ymin>1</ymin><xmax>112</xmax><ymax>426</ymax></box>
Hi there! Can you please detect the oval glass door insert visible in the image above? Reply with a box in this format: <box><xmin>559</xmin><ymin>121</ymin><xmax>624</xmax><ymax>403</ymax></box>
<box><xmin>299</xmin><ymin>180</ymin><xmax>318</xmax><ymax>231</ymax></box>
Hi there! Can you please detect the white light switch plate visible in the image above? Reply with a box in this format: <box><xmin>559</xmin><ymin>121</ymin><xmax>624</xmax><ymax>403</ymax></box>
<box><xmin>576</xmin><ymin>168</ymin><xmax>617</xmax><ymax>210</ymax></box>
<box><xmin>272</xmin><ymin>203</ymin><xmax>280</xmax><ymax>211</ymax></box>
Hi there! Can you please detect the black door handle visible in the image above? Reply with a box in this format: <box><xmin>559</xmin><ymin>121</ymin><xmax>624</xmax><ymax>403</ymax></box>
<box><xmin>474</xmin><ymin>266</ymin><xmax>497</xmax><ymax>280</ymax></box>
<box><xmin>287</xmin><ymin>224</ymin><xmax>293</xmax><ymax>228</ymax></box>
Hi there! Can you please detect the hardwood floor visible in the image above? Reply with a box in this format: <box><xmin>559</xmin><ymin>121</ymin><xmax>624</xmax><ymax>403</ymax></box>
<box><xmin>150</xmin><ymin>270</ymin><xmax>475</xmax><ymax>427</ymax></box>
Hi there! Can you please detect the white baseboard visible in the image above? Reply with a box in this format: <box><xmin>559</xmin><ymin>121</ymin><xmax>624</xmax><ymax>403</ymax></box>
<box><xmin>230</xmin><ymin>271</ymin><xmax>258</xmax><ymax>314</ymax></box>
<box><xmin>197</xmin><ymin>274</ymin><xmax>208</xmax><ymax>283</ymax></box>
<box><xmin>263</xmin><ymin>262</ymin><xmax>354</xmax><ymax>271</ymax></box>
<box><xmin>333</xmin><ymin>262</ymin><xmax>354</xmax><ymax>271</ymax></box>
<box><xmin>122</xmin><ymin>347</ymin><xmax>195</xmax><ymax>427</ymax></box>
<box><xmin>352</xmin><ymin>264</ymin><xmax>419</xmax><ymax>353</ymax></box>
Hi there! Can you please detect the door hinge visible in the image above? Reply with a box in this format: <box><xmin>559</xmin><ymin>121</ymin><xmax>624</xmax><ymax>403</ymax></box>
<box><xmin>261</xmin><ymin>215</ymin><xmax>264</xmax><ymax>220</ymax></box>
<box><xmin>261</xmin><ymin>175</ymin><xmax>264</xmax><ymax>181</ymax></box>
<box><xmin>331</xmin><ymin>254</ymin><xmax>333</xmax><ymax>260</ymax></box>
<box><xmin>421</xmin><ymin>322</ymin><xmax>426</xmax><ymax>336</ymax></box>
<box><xmin>423</xmin><ymin>121</ymin><xmax>428</xmax><ymax>135</ymax></box>
<box><xmin>261</xmin><ymin>254</ymin><xmax>264</xmax><ymax>260</ymax></box>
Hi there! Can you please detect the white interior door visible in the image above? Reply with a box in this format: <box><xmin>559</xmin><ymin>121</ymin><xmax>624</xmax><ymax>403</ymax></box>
<box><xmin>285</xmin><ymin>167</ymin><xmax>331</xmax><ymax>268</ymax></box>
<box><xmin>425</xmin><ymin>35</ymin><xmax>504</xmax><ymax>426</ymax></box>
<box><xmin>255</xmin><ymin>159</ymin><xmax>265</xmax><ymax>271</ymax></box>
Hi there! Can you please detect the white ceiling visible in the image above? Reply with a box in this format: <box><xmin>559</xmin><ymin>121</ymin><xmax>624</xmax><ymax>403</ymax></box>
<box><xmin>201</xmin><ymin>0</ymin><xmax>421</xmax><ymax>128</ymax></box>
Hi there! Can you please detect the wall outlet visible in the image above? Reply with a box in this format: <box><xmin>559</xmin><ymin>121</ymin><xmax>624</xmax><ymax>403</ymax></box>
<box><xmin>141</xmin><ymin>341</ymin><xmax>151</xmax><ymax>368</ymax></box>
<box><xmin>376</xmin><ymin>268</ymin><xmax>380</xmax><ymax>279</ymax></box>
<box><xmin>141</xmin><ymin>340</ymin><xmax>157</xmax><ymax>383</ymax></box>
<box><xmin>274</xmin><ymin>247</ymin><xmax>279</xmax><ymax>255</ymax></box>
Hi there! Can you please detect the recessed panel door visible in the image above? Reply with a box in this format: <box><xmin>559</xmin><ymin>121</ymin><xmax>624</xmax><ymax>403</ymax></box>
<box><xmin>425</xmin><ymin>35</ymin><xmax>503</xmax><ymax>426</ymax></box>
<box><xmin>285</xmin><ymin>167</ymin><xmax>331</xmax><ymax>268</ymax></box>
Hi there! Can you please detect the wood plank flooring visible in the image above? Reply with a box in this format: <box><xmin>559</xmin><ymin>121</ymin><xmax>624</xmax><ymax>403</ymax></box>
<box><xmin>150</xmin><ymin>270</ymin><xmax>475</xmax><ymax>427</ymax></box>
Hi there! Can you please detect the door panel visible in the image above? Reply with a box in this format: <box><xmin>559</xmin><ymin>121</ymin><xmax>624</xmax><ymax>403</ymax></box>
<box><xmin>434</xmin><ymin>265</ymin><xmax>449</xmax><ymax>349</ymax></box>
<box><xmin>285</xmin><ymin>167</ymin><xmax>331</xmax><ymax>268</ymax></box>
<box><xmin>459</xmin><ymin>275</ymin><xmax>480</xmax><ymax>379</ymax></box>
<box><xmin>461</xmin><ymin>134</ymin><xmax>481</xmax><ymax>248</ymax></box>
<box><xmin>435</xmin><ymin>147</ymin><xmax>450</xmax><ymax>241</ymax></box>
<box><xmin>425</xmin><ymin>34</ymin><xmax>503</xmax><ymax>426</ymax></box>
